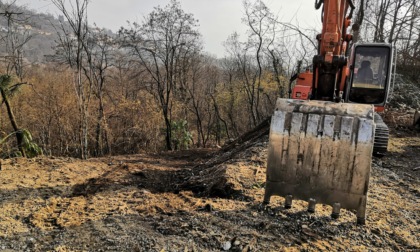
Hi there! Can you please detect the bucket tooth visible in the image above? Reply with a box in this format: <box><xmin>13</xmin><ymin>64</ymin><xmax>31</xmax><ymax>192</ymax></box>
<box><xmin>265</xmin><ymin>99</ymin><xmax>375</xmax><ymax>223</ymax></box>
<box><xmin>331</xmin><ymin>202</ymin><xmax>341</xmax><ymax>219</ymax></box>
<box><xmin>357</xmin><ymin>217</ymin><xmax>366</xmax><ymax>225</ymax></box>
<box><xmin>308</xmin><ymin>198</ymin><xmax>316</xmax><ymax>213</ymax></box>
<box><xmin>284</xmin><ymin>195</ymin><xmax>293</xmax><ymax>209</ymax></box>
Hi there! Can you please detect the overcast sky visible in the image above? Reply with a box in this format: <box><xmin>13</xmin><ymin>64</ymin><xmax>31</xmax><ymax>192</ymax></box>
<box><xmin>16</xmin><ymin>0</ymin><xmax>320</xmax><ymax>58</ymax></box>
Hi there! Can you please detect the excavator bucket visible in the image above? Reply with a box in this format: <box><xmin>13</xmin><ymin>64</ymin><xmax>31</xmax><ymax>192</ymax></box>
<box><xmin>264</xmin><ymin>98</ymin><xmax>375</xmax><ymax>224</ymax></box>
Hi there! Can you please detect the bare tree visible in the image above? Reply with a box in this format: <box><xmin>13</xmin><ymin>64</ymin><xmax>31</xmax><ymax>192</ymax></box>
<box><xmin>51</xmin><ymin>0</ymin><xmax>91</xmax><ymax>159</ymax></box>
<box><xmin>358</xmin><ymin>0</ymin><xmax>420</xmax><ymax>82</ymax></box>
<box><xmin>0</xmin><ymin>0</ymin><xmax>32</xmax><ymax>80</ymax></box>
<box><xmin>224</xmin><ymin>32</ymin><xmax>260</xmax><ymax>127</ymax></box>
<box><xmin>243</xmin><ymin>0</ymin><xmax>275</xmax><ymax>123</ymax></box>
<box><xmin>0</xmin><ymin>1</ymin><xmax>34</xmax><ymax>157</ymax></box>
<box><xmin>352</xmin><ymin>0</ymin><xmax>368</xmax><ymax>42</ymax></box>
<box><xmin>120</xmin><ymin>0</ymin><xmax>201</xmax><ymax>150</ymax></box>
<box><xmin>84</xmin><ymin>27</ymin><xmax>114</xmax><ymax>156</ymax></box>
<box><xmin>220</xmin><ymin>57</ymin><xmax>240</xmax><ymax>137</ymax></box>
<box><xmin>182</xmin><ymin>54</ymin><xmax>226</xmax><ymax>147</ymax></box>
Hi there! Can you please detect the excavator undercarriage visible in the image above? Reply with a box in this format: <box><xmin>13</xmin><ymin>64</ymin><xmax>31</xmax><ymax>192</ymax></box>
<box><xmin>373</xmin><ymin>113</ymin><xmax>389</xmax><ymax>156</ymax></box>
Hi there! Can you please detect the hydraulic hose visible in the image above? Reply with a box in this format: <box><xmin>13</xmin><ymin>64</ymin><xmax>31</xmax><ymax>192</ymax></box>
<box><xmin>315</xmin><ymin>0</ymin><xmax>324</xmax><ymax>10</ymax></box>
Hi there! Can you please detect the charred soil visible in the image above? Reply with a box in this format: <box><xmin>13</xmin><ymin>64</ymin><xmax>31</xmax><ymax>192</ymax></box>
<box><xmin>0</xmin><ymin>116</ymin><xmax>419</xmax><ymax>251</ymax></box>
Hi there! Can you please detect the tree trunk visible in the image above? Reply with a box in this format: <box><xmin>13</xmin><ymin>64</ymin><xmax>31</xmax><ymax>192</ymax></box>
<box><xmin>95</xmin><ymin>94</ymin><xmax>105</xmax><ymax>156</ymax></box>
<box><xmin>163</xmin><ymin>107</ymin><xmax>172</xmax><ymax>151</ymax></box>
<box><xmin>352</xmin><ymin>0</ymin><xmax>365</xmax><ymax>43</ymax></box>
<box><xmin>1</xmin><ymin>88</ymin><xmax>26</xmax><ymax>157</ymax></box>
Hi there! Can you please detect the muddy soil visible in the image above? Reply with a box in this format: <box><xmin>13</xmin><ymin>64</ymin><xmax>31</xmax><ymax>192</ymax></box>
<box><xmin>0</xmin><ymin>127</ymin><xmax>419</xmax><ymax>251</ymax></box>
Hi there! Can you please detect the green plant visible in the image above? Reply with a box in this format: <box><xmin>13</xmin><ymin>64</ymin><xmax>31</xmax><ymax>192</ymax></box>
<box><xmin>0</xmin><ymin>129</ymin><xmax>43</xmax><ymax>158</ymax></box>
<box><xmin>171</xmin><ymin>120</ymin><xmax>193</xmax><ymax>150</ymax></box>
<box><xmin>20</xmin><ymin>129</ymin><xmax>43</xmax><ymax>158</ymax></box>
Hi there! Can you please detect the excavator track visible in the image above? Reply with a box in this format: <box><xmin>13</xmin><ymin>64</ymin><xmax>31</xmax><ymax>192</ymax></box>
<box><xmin>373</xmin><ymin>113</ymin><xmax>389</xmax><ymax>157</ymax></box>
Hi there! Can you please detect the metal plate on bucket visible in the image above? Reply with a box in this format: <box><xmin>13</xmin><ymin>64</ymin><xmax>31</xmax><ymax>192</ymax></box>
<box><xmin>264</xmin><ymin>99</ymin><xmax>375</xmax><ymax>223</ymax></box>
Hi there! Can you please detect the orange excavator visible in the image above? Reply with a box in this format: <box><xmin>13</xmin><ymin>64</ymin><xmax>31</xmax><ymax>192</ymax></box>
<box><xmin>264</xmin><ymin>0</ymin><xmax>393</xmax><ymax>224</ymax></box>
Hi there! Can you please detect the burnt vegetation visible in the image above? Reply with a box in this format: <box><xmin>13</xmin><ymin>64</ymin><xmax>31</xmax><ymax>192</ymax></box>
<box><xmin>0</xmin><ymin>0</ymin><xmax>418</xmax><ymax>159</ymax></box>
<box><xmin>0</xmin><ymin>0</ymin><xmax>418</xmax><ymax>251</ymax></box>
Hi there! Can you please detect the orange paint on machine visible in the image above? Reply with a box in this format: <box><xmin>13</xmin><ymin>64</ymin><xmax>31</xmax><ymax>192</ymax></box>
<box><xmin>292</xmin><ymin>69</ymin><xmax>312</xmax><ymax>100</ymax></box>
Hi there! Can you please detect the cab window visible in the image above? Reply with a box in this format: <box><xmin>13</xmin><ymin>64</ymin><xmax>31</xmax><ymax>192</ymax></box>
<box><xmin>349</xmin><ymin>46</ymin><xmax>391</xmax><ymax>104</ymax></box>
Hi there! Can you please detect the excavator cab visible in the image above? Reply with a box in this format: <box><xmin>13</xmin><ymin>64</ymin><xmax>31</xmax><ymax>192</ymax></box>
<box><xmin>346</xmin><ymin>44</ymin><xmax>393</xmax><ymax>109</ymax></box>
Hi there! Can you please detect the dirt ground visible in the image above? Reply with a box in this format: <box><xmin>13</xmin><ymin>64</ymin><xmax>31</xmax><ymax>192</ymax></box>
<box><xmin>0</xmin><ymin>120</ymin><xmax>419</xmax><ymax>251</ymax></box>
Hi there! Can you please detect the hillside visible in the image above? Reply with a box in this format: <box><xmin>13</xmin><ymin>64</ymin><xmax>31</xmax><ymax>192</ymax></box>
<box><xmin>0</xmin><ymin>3</ymin><xmax>114</xmax><ymax>63</ymax></box>
<box><xmin>0</xmin><ymin>121</ymin><xmax>418</xmax><ymax>251</ymax></box>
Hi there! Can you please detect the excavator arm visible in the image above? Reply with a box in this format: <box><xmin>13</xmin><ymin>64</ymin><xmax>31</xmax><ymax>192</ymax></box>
<box><xmin>291</xmin><ymin>0</ymin><xmax>356</xmax><ymax>101</ymax></box>
<box><xmin>313</xmin><ymin>0</ymin><xmax>354</xmax><ymax>101</ymax></box>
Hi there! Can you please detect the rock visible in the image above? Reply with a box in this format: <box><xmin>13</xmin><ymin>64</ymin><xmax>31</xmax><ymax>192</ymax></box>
<box><xmin>388</xmin><ymin>173</ymin><xmax>399</xmax><ymax>181</ymax></box>
<box><xmin>301</xmin><ymin>225</ymin><xmax>317</xmax><ymax>237</ymax></box>
<box><xmin>204</xmin><ymin>204</ymin><xmax>213</xmax><ymax>212</ymax></box>
<box><xmin>222</xmin><ymin>241</ymin><xmax>231</xmax><ymax>251</ymax></box>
